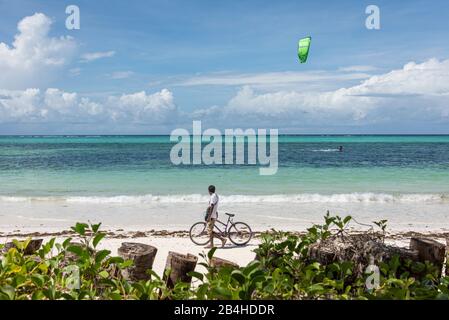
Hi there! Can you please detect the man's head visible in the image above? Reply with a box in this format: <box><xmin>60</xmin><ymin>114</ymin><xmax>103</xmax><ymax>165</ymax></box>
<box><xmin>208</xmin><ymin>185</ymin><xmax>216</xmax><ymax>194</ymax></box>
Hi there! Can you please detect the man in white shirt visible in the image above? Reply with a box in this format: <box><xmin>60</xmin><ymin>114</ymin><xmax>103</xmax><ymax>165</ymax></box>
<box><xmin>205</xmin><ymin>185</ymin><xmax>227</xmax><ymax>248</ymax></box>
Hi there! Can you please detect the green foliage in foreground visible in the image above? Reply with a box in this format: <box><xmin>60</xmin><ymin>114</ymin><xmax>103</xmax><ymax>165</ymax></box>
<box><xmin>1</xmin><ymin>215</ymin><xmax>449</xmax><ymax>300</ymax></box>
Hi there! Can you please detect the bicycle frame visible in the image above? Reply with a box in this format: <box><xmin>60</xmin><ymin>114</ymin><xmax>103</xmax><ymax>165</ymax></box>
<box><xmin>212</xmin><ymin>214</ymin><xmax>233</xmax><ymax>236</ymax></box>
<box><xmin>190</xmin><ymin>212</ymin><xmax>252</xmax><ymax>246</ymax></box>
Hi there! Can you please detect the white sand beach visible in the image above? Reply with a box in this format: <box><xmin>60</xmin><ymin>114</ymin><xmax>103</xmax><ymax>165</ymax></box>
<box><xmin>1</xmin><ymin>197</ymin><xmax>449</xmax><ymax>277</ymax></box>
<box><xmin>0</xmin><ymin>201</ymin><xmax>449</xmax><ymax>274</ymax></box>
<box><xmin>2</xmin><ymin>198</ymin><xmax>449</xmax><ymax>234</ymax></box>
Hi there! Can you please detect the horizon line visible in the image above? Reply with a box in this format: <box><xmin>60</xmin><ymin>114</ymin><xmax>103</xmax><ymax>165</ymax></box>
<box><xmin>2</xmin><ymin>134</ymin><xmax>449</xmax><ymax>137</ymax></box>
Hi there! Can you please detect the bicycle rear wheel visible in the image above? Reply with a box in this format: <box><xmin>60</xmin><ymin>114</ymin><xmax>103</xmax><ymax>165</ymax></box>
<box><xmin>189</xmin><ymin>222</ymin><xmax>210</xmax><ymax>246</ymax></box>
<box><xmin>228</xmin><ymin>222</ymin><xmax>252</xmax><ymax>246</ymax></box>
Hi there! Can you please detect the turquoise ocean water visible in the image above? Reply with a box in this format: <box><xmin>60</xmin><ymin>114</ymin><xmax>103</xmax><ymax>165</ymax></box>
<box><xmin>0</xmin><ymin>135</ymin><xmax>448</xmax><ymax>203</ymax></box>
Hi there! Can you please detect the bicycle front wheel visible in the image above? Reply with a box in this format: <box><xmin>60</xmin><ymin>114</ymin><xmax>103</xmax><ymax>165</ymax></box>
<box><xmin>189</xmin><ymin>222</ymin><xmax>210</xmax><ymax>246</ymax></box>
<box><xmin>228</xmin><ymin>222</ymin><xmax>252</xmax><ymax>246</ymax></box>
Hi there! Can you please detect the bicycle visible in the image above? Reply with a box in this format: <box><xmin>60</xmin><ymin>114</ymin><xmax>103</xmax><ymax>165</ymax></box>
<box><xmin>189</xmin><ymin>212</ymin><xmax>253</xmax><ymax>246</ymax></box>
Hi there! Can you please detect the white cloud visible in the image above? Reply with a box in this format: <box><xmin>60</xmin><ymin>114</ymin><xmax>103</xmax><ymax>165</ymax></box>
<box><xmin>0</xmin><ymin>88</ymin><xmax>176</xmax><ymax>125</ymax></box>
<box><xmin>110</xmin><ymin>71</ymin><xmax>134</xmax><ymax>79</ymax></box>
<box><xmin>345</xmin><ymin>59</ymin><xmax>449</xmax><ymax>97</ymax></box>
<box><xmin>0</xmin><ymin>13</ymin><xmax>77</xmax><ymax>89</ymax></box>
<box><xmin>178</xmin><ymin>70</ymin><xmax>371</xmax><ymax>90</ymax></box>
<box><xmin>107</xmin><ymin>89</ymin><xmax>177</xmax><ymax>123</ymax></box>
<box><xmin>217</xmin><ymin>59</ymin><xmax>449</xmax><ymax>127</ymax></box>
<box><xmin>69</xmin><ymin>68</ymin><xmax>81</xmax><ymax>77</ymax></box>
<box><xmin>80</xmin><ymin>50</ymin><xmax>115</xmax><ymax>62</ymax></box>
<box><xmin>338</xmin><ymin>65</ymin><xmax>378</xmax><ymax>72</ymax></box>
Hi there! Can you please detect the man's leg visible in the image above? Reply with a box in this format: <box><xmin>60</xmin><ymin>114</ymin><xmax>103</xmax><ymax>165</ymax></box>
<box><xmin>210</xmin><ymin>218</ymin><xmax>227</xmax><ymax>247</ymax></box>
<box><xmin>215</xmin><ymin>228</ymin><xmax>227</xmax><ymax>247</ymax></box>
<box><xmin>205</xmin><ymin>218</ymin><xmax>215</xmax><ymax>248</ymax></box>
<box><xmin>205</xmin><ymin>218</ymin><xmax>227</xmax><ymax>248</ymax></box>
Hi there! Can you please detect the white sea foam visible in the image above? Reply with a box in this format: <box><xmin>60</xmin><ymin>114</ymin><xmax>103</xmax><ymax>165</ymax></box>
<box><xmin>0</xmin><ymin>193</ymin><xmax>447</xmax><ymax>204</ymax></box>
<box><xmin>311</xmin><ymin>149</ymin><xmax>340</xmax><ymax>152</ymax></box>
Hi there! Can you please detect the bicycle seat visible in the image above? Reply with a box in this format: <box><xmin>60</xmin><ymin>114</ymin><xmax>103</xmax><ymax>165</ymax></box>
<box><xmin>225</xmin><ymin>213</ymin><xmax>235</xmax><ymax>217</ymax></box>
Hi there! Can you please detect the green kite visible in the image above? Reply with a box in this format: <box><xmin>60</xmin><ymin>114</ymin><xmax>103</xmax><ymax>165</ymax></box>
<box><xmin>298</xmin><ymin>36</ymin><xmax>312</xmax><ymax>63</ymax></box>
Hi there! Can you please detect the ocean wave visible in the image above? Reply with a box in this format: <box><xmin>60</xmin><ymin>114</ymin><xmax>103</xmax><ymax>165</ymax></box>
<box><xmin>311</xmin><ymin>149</ymin><xmax>340</xmax><ymax>152</ymax></box>
<box><xmin>0</xmin><ymin>193</ymin><xmax>448</xmax><ymax>204</ymax></box>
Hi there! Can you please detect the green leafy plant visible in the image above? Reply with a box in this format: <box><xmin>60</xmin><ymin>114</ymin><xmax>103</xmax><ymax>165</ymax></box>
<box><xmin>1</xmin><ymin>213</ymin><xmax>448</xmax><ymax>300</ymax></box>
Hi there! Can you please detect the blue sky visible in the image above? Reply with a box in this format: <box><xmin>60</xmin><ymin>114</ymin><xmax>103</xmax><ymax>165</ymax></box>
<box><xmin>0</xmin><ymin>0</ymin><xmax>449</xmax><ymax>134</ymax></box>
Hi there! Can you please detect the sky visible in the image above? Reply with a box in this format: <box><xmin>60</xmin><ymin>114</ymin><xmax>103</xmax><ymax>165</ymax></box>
<box><xmin>0</xmin><ymin>0</ymin><xmax>449</xmax><ymax>134</ymax></box>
